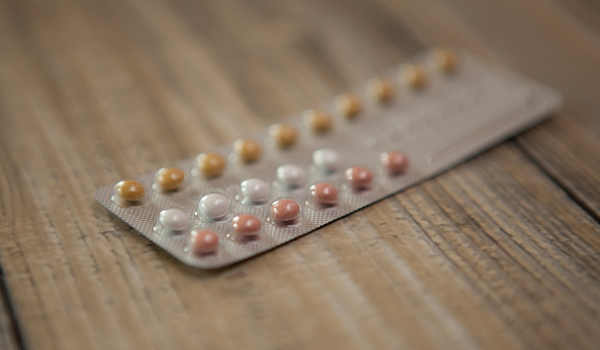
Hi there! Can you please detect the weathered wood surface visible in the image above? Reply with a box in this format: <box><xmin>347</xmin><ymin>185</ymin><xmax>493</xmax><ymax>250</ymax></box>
<box><xmin>1</xmin><ymin>0</ymin><xmax>600</xmax><ymax>349</ymax></box>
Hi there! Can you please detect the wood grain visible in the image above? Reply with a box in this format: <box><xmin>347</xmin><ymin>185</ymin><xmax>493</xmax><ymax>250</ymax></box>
<box><xmin>0</xmin><ymin>270</ymin><xmax>20</xmax><ymax>350</ymax></box>
<box><xmin>1</xmin><ymin>0</ymin><xmax>600</xmax><ymax>349</ymax></box>
<box><xmin>377</xmin><ymin>0</ymin><xmax>600</xmax><ymax>219</ymax></box>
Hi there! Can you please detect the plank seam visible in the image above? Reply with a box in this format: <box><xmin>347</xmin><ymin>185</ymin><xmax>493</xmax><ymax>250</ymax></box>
<box><xmin>514</xmin><ymin>137</ymin><xmax>600</xmax><ymax>223</ymax></box>
<box><xmin>0</xmin><ymin>261</ymin><xmax>26</xmax><ymax>350</ymax></box>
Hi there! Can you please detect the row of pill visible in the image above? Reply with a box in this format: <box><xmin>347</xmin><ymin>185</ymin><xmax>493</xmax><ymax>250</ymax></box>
<box><xmin>154</xmin><ymin>208</ymin><xmax>260</xmax><ymax>254</ymax></box>
<box><xmin>263</xmin><ymin>51</ymin><xmax>456</xmax><ymax>148</ymax></box>
<box><xmin>309</xmin><ymin>49</ymin><xmax>457</xmax><ymax>127</ymax></box>
<box><xmin>112</xmin><ymin>149</ymin><xmax>410</xmax><ymax>205</ymax></box>
<box><xmin>198</xmin><ymin>194</ymin><xmax>304</xmax><ymax>223</ymax></box>
<box><xmin>197</xmin><ymin>183</ymin><xmax>331</xmax><ymax>223</ymax></box>
<box><xmin>155</xmin><ymin>209</ymin><xmax>263</xmax><ymax>255</ymax></box>
<box><xmin>155</xmin><ymin>194</ymin><xmax>323</xmax><ymax>255</ymax></box>
<box><xmin>193</xmin><ymin>49</ymin><xmax>459</xmax><ymax>168</ymax></box>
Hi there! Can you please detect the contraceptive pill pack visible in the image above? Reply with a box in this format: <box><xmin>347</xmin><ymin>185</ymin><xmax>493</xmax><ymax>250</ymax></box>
<box><xmin>95</xmin><ymin>50</ymin><xmax>563</xmax><ymax>269</ymax></box>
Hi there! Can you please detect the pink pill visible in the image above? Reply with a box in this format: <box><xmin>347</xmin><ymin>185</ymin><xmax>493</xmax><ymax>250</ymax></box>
<box><xmin>345</xmin><ymin>166</ymin><xmax>374</xmax><ymax>189</ymax></box>
<box><xmin>232</xmin><ymin>214</ymin><xmax>262</xmax><ymax>236</ymax></box>
<box><xmin>380</xmin><ymin>151</ymin><xmax>409</xmax><ymax>174</ymax></box>
<box><xmin>189</xmin><ymin>229</ymin><xmax>219</xmax><ymax>254</ymax></box>
<box><xmin>271</xmin><ymin>199</ymin><xmax>300</xmax><ymax>222</ymax></box>
<box><xmin>310</xmin><ymin>183</ymin><xmax>338</xmax><ymax>205</ymax></box>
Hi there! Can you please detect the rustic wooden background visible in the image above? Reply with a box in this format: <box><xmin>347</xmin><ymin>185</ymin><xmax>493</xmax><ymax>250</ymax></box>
<box><xmin>1</xmin><ymin>0</ymin><xmax>600</xmax><ymax>349</ymax></box>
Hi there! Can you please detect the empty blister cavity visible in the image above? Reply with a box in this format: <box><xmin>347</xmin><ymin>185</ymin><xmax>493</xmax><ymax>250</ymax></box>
<box><xmin>198</xmin><ymin>193</ymin><xmax>231</xmax><ymax>222</ymax></box>
<box><xmin>155</xmin><ymin>208</ymin><xmax>190</xmax><ymax>235</ymax></box>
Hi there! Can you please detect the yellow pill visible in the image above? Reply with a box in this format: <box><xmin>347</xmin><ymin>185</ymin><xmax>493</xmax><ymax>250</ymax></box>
<box><xmin>335</xmin><ymin>93</ymin><xmax>362</xmax><ymax>118</ymax></box>
<box><xmin>196</xmin><ymin>153</ymin><xmax>226</xmax><ymax>178</ymax></box>
<box><xmin>115</xmin><ymin>180</ymin><xmax>145</xmax><ymax>202</ymax></box>
<box><xmin>155</xmin><ymin>167</ymin><xmax>185</xmax><ymax>190</ymax></box>
<box><xmin>234</xmin><ymin>139</ymin><xmax>262</xmax><ymax>163</ymax></box>
<box><xmin>430</xmin><ymin>49</ymin><xmax>458</xmax><ymax>72</ymax></box>
<box><xmin>400</xmin><ymin>64</ymin><xmax>427</xmax><ymax>89</ymax></box>
<box><xmin>367</xmin><ymin>78</ymin><xmax>393</xmax><ymax>102</ymax></box>
<box><xmin>303</xmin><ymin>109</ymin><xmax>332</xmax><ymax>133</ymax></box>
<box><xmin>269</xmin><ymin>123</ymin><xmax>298</xmax><ymax>148</ymax></box>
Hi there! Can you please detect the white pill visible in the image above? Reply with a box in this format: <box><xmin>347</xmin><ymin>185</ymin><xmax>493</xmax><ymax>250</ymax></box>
<box><xmin>240</xmin><ymin>178</ymin><xmax>270</xmax><ymax>202</ymax></box>
<box><xmin>159</xmin><ymin>209</ymin><xmax>190</xmax><ymax>231</ymax></box>
<box><xmin>277</xmin><ymin>164</ymin><xmax>307</xmax><ymax>187</ymax></box>
<box><xmin>198</xmin><ymin>193</ymin><xmax>230</xmax><ymax>219</ymax></box>
<box><xmin>312</xmin><ymin>148</ymin><xmax>343</xmax><ymax>173</ymax></box>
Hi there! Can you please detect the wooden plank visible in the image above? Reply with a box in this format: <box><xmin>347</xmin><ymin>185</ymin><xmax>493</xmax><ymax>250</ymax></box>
<box><xmin>0</xmin><ymin>0</ymin><xmax>599</xmax><ymax>349</ymax></box>
<box><xmin>373</xmin><ymin>0</ymin><xmax>600</xmax><ymax>219</ymax></box>
<box><xmin>553</xmin><ymin>0</ymin><xmax>600</xmax><ymax>36</ymax></box>
<box><xmin>0</xmin><ymin>270</ymin><xmax>21</xmax><ymax>350</ymax></box>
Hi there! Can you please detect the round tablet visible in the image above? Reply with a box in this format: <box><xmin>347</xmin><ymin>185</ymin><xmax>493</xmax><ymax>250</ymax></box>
<box><xmin>303</xmin><ymin>109</ymin><xmax>332</xmax><ymax>133</ymax></box>
<box><xmin>115</xmin><ymin>180</ymin><xmax>145</xmax><ymax>202</ymax></box>
<box><xmin>240</xmin><ymin>178</ymin><xmax>270</xmax><ymax>202</ymax></box>
<box><xmin>345</xmin><ymin>167</ymin><xmax>374</xmax><ymax>189</ymax></box>
<box><xmin>335</xmin><ymin>93</ymin><xmax>362</xmax><ymax>118</ymax></box>
<box><xmin>313</xmin><ymin>148</ymin><xmax>343</xmax><ymax>173</ymax></box>
<box><xmin>310</xmin><ymin>183</ymin><xmax>338</xmax><ymax>205</ymax></box>
<box><xmin>190</xmin><ymin>229</ymin><xmax>219</xmax><ymax>254</ymax></box>
<box><xmin>234</xmin><ymin>139</ymin><xmax>262</xmax><ymax>163</ymax></box>
<box><xmin>232</xmin><ymin>214</ymin><xmax>262</xmax><ymax>236</ymax></box>
<box><xmin>430</xmin><ymin>49</ymin><xmax>458</xmax><ymax>72</ymax></box>
<box><xmin>196</xmin><ymin>153</ymin><xmax>226</xmax><ymax>178</ymax></box>
<box><xmin>368</xmin><ymin>78</ymin><xmax>393</xmax><ymax>102</ymax></box>
<box><xmin>158</xmin><ymin>209</ymin><xmax>190</xmax><ymax>231</ymax></box>
<box><xmin>269</xmin><ymin>123</ymin><xmax>298</xmax><ymax>148</ymax></box>
<box><xmin>380</xmin><ymin>151</ymin><xmax>410</xmax><ymax>174</ymax></box>
<box><xmin>198</xmin><ymin>193</ymin><xmax>230</xmax><ymax>219</ymax></box>
<box><xmin>276</xmin><ymin>164</ymin><xmax>307</xmax><ymax>187</ymax></box>
<box><xmin>400</xmin><ymin>64</ymin><xmax>426</xmax><ymax>89</ymax></box>
<box><xmin>271</xmin><ymin>199</ymin><xmax>300</xmax><ymax>222</ymax></box>
<box><xmin>155</xmin><ymin>167</ymin><xmax>185</xmax><ymax>190</ymax></box>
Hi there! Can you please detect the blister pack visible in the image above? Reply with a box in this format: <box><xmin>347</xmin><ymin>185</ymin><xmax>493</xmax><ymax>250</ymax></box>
<box><xmin>95</xmin><ymin>50</ymin><xmax>563</xmax><ymax>269</ymax></box>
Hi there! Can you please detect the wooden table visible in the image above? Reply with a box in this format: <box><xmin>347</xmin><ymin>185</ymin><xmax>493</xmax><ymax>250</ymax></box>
<box><xmin>1</xmin><ymin>0</ymin><xmax>600</xmax><ymax>349</ymax></box>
